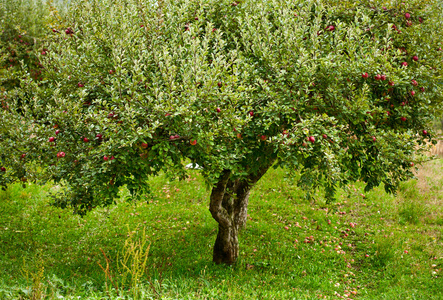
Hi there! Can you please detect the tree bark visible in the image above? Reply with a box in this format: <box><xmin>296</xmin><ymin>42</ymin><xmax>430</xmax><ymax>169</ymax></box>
<box><xmin>212</xmin><ymin>221</ymin><xmax>239</xmax><ymax>265</ymax></box>
<box><xmin>209</xmin><ymin>161</ymin><xmax>275</xmax><ymax>264</ymax></box>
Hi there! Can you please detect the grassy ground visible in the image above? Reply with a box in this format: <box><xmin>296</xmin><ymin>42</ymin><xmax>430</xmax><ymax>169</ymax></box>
<box><xmin>0</xmin><ymin>159</ymin><xmax>442</xmax><ymax>299</ymax></box>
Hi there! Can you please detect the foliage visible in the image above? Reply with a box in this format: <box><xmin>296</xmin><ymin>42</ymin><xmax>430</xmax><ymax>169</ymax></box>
<box><xmin>0</xmin><ymin>0</ymin><xmax>63</xmax><ymax>188</ymax></box>
<box><xmin>0</xmin><ymin>0</ymin><xmax>54</xmax><ymax>93</ymax></box>
<box><xmin>1</xmin><ymin>0</ymin><xmax>442</xmax><ymax>212</ymax></box>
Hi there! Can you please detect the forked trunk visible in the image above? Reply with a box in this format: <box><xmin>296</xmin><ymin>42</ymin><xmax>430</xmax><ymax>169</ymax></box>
<box><xmin>209</xmin><ymin>162</ymin><xmax>274</xmax><ymax>264</ymax></box>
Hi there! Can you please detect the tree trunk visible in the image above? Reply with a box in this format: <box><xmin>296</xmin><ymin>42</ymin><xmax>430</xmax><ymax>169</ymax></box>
<box><xmin>209</xmin><ymin>162</ymin><xmax>275</xmax><ymax>264</ymax></box>
<box><xmin>213</xmin><ymin>222</ymin><xmax>239</xmax><ymax>265</ymax></box>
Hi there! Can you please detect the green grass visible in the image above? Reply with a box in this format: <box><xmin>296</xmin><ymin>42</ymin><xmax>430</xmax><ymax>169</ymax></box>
<box><xmin>0</xmin><ymin>160</ymin><xmax>442</xmax><ymax>299</ymax></box>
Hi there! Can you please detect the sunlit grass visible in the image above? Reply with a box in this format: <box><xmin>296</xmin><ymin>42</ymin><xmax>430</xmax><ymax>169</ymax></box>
<box><xmin>1</xmin><ymin>160</ymin><xmax>442</xmax><ymax>299</ymax></box>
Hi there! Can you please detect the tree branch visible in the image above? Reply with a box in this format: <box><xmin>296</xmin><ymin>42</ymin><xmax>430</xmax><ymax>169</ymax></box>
<box><xmin>209</xmin><ymin>169</ymin><xmax>232</xmax><ymax>228</ymax></box>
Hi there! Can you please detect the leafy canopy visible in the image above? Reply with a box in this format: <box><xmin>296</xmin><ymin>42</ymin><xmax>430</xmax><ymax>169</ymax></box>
<box><xmin>0</xmin><ymin>0</ymin><xmax>442</xmax><ymax>213</ymax></box>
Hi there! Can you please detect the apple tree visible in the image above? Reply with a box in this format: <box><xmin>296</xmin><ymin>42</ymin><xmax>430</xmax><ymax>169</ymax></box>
<box><xmin>1</xmin><ymin>0</ymin><xmax>442</xmax><ymax>264</ymax></box>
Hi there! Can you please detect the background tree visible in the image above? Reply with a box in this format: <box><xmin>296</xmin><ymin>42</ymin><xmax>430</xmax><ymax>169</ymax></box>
<box><xmin>1</xmin><ymin>0</ymin><xmax>442</xmax><ymax>264</ymax></box>
<box><xmin>0</xmin><ymin>0</ymin><xmax>65</xmax><ymax>187</ymax></box>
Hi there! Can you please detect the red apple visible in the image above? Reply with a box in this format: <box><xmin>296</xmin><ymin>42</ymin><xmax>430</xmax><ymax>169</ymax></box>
<box><xmin>420</xmin><ymin>87</ymin><xmax>425</xmax><ymax>92</ymax></box>
<box><xmin>141</xmin><ymin>142</ymin><xmax>148</xmax><ymax>148</ymax></box>
<box><xmin>410</xmin><ymin>90</ymin><xmax>415</xmax><ymax>96</ymax></box>
<box><xmin>308</xmin><ymin>136</ymin><xmax>315</xmax><ymax>143</ymax></box>
<box><xmin>405</xmin><ymin>13</ymin><xmax>411</xmax><ymax>19</ymax></box>
<box><xmin>412</xmin><ymin>56</ymin><xmax>418</xmax><ymax>61</ymax></box>
<box><xmin>260</xmin><ymin>135</ymin><xmax>266</xmax><ymax>141</ymax></box>
<box><xmin>57</xmin><ymin>152</ymin><xmax>65</xmax><ymax>158</ymax></box>
<box><xmin>401</xmin><ymin>62</ymin><xmax>408</xmax><ymax>67</ymax></box>
<box><xmin>401</xmin><ymin>117</ymin><xmax>407</xmax><ymax>122</ymax></box>
<box><xmin>410</xmin><ymin>162</ymin><xmax>414</xmax><ymax>167</ymax></box>
<box><xmin>374</xmin><ymin>74</ymin><xmax>382</xmax><ymax>80</ymax></box>
<box><xmin>326</xmin><ymin>25</ymin><xmax>335</xmax><ymax>31</ymax></box>
<box><xmin>78</xmin><ymin>83</ymin><xmax>84</xmax><ymax>87</ymax></box>
<box><xmin>401</xmin><ymin>102</ymin><xmax>405</xmax><ymax>106</ymax></box>
<box><xmin>322</xmin><ymin>134</ymin><xmax>327</xmax><ymax>139</ymax></box>
<box><xmin>83</xmin><ymin>137</ymin><xmax>89</xmax><ymax>142</ymax></box>
<box><xmin>419</xmin><ymin>17</ymin><xmax>423</xmax><ymax>23</ymax></box>
<box><xmin>96</xmin><ymin>134</ymin><xmax>103</xmax><ymax>140</ymax></box>
<box><xmin>380</xmin><ymin>74</ymin><xmax>386</xmax><ymax>81</ymax></box>
<box><xmin>216</xmin><ymin>107</ymin><xmax>221</xmax><ymax>113</ymax></box>
<box><xmin>49</xmin><ymin>137</ymin><xmax>55</xmax><ymax>142</ymax></box>
<box><xmin>217</xmin><ymin>82</ymin><xmax>222</xmax><ymax>88</ymax></box>
<box><xmin>249</xmin><ymin>111</ymin><xmax>254</xmax><ymax>116</ymax></box>
<box><xmin>422</xmin><ymin>130</ymin><xmax>428</xmax><ymax>135</ymax></box>
<box><xmin>55</xmin><ymin>130</ymin><xmax>60</xmax><ymax>135</ymax></box>
<box><xmin>237</xmin><ymin>133</ymin><xmax>242</xmax><ymax>139</ymax></box>
<box><xmin>41</xmin><ymin>51</ymin><xmax>46</xmax><ymax>56</ymax></box>
<box><xmin>103</xmin><ymin>156</ymin><xmax>109</xmax><ymax>161</ymax></box>
<box><xmin>411</xmin><ymin>79</ymin><xmax>418</xmax><ymax>86</ymax></box>
<box><xmin>372</xmin><ymin>136</ymin><xmax>376</xmax><ymax>142</ymax></box>
<box><xmin>388</xmin><ymin>80</ymin><xmax>395</xmax><ymax>86</ymax></box>
<box><xmin>362</xmin><ymin>72</ymin><xmax>369</xmax><ymax>79</ymax></box>
<box><xmin>0</xmin><ymin>167</ymin><xmax>5</xmax><ymax>172</ymax></box>
<box><xmin>190</xmin><ymin>139</ymin><xmax>197</xmax><ymax>145</ymax></box>
<box><xmin>109</xmin><ymin>70</ymin><xmax>115</xmax><ymax>74</ymax></box>
<box><xmin>110</xmin><ymin>156</ymin><xmax>115</xmax><ymax>160</ymax></box>
<box><xmin>212</xmin><ymin>28</ymin><xmax>217</xmax><ymax>32</ymax></box>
